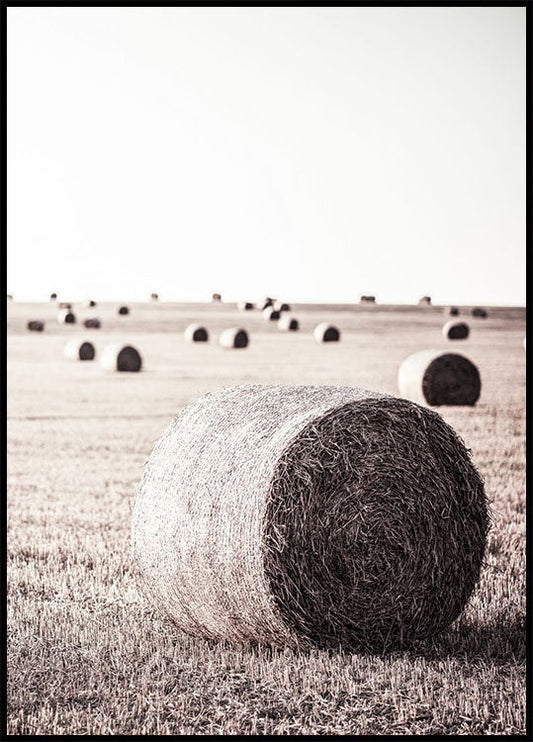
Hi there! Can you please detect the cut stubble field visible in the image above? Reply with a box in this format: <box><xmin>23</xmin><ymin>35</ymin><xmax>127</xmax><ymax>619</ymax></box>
<box><xmin>6</xmin><ymin>301</ymin><xmax>526</xmax><ymax>735</ymax></box>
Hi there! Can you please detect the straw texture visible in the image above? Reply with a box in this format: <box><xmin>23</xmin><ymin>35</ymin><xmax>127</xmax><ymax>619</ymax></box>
<box><xmin>101</xmin><ymin>343</ymin><xmax>142</xmax><ymax>372</ymax></box>
<box><xmin>443</xmin><ymin>321</ymin><xmax>469</xmax><ymax>340</ymax></box>
<box><xmin>132</xmin><ymin>384</ymin><xmax>487</xmax><ymax>651</ymax></box>
<box><xmin>398</xmin><ymin>350</ymin><xmax>481</xmax><ymax>406</ymax></box>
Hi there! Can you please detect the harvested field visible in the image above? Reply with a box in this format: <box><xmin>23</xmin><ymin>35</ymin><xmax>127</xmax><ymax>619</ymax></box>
<box><xmin>6</xmin><ymin>300</ymin><xmax>526</xmax><ymax>735</ymax></box>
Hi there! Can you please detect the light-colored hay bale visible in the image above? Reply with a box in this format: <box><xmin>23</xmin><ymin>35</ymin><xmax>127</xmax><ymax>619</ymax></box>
<box><xmin>263</xmin><ymin>307</ymin><xmax>281</xmax><ymax>321</ymax></box>
<box><xmin>151</xmin><ymin>293</ymin><xmax>159</xmax><ymax>302</ymax></box>
<box><xmin>57</xmin><ymin>309</ymin><xmax>76</xmax><ymax>324</ymax></box>
<box><xmin>132</xmin><ymin>384</ymin><xmax>488</xmax><ymax>651</ymax></box>
<box><xmin>64</xmin><ymin>339</ymin><xmax>96</xmax><ymax>361</ymax></box>
<box><xmin>314</xmin><ymin>323</ymin><xmax>340</xmax><ymax>343</ymax></box>
<box><xmin>118</xmin><ymin>305</ymin><xmax>130</xmax><ymax>316</ymax></box>
<box><xmin>184</xmin><ymin>324</ymin><xmax>209</xmax><ymax>342</ymax></box>
<box><xmin>274</xmin><ymin>301</ymin><xmax>291</xmax><ymax>312</ymax></box>
<box><xmin>237</xmin><ymin>301</ymin><xmax>255</xmax><ymax>311</ymax></box>
<box><xmin>58</xmin><ymin>302</ymin><xmax>72</xmax><ymax>309</ymax></box>
<box><xmin>360</xmin><ymin>295</ymin><xmax>376</xmax><ymax>303</ymax></box>
<box><xmin>471</xmin><ymin>307</ymin><xmax>488</xmax><ymax>318</ymax></box>
<box><xmin>442</xmin><ymin>321</ymin><xmax>469</xmax><ymax>340</ymax></box>
<box><xmin>219</xmin><ymin>328</ymin><xmax>249</xmax><ymax>349</ymax></box>
<box><xmin>447</xmin><ymin>306</ymin><xmax>460</xmax><ymax>316</ymax></box>
<box><xmin>278</xmin><ymin>315</ymin><xmax>299</xmax><ymax>331</ymax></box>
<box><xmin>27</xmin><ymin>320</ymin><xmax>44</xmax><ymax>332</ymax></box>
<box><xmin>398</xmin><ymin>350</ymin><xmax>481</xmax><ymax>406</ymax></box>
<box><xmin>101</xmin><ymin>343</ymin><xmax>142</xmax><ymax>372</ymax></box>
<box><xmin>212</xmin><ymin>293</ymin><xmax>222</xmax><ymax>302</ymax></box>
<box><xmin>49</xmin><ymin>293</ymin><xmax>57</xmax><ymax>300</ymax></box>
<box><xmin>419</xmin><ymin>296</ymin><xmax>431</xmax><ymax>305</ymax></box>
<box><xmin>84</xmin><ymin>317</ymin><xmax>101</xmax><ymax>329</ymax></box>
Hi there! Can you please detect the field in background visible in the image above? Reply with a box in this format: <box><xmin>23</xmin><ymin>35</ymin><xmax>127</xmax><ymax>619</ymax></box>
<box><xmin>7</xmin><ymin>300</ymin><xmax>526</xmax><ymax>735</ymax></box>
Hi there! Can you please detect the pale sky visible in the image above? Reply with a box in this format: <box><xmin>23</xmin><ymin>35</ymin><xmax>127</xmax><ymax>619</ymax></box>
<box><xmin>7</xmin><ymin>7</ymin><xmax>526</xmax><ymax>305</ymax></box>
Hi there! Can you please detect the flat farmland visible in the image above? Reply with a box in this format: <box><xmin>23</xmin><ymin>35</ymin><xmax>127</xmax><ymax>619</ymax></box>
<box><xmin>6</xmin><ymin>300</ymin><xmax>526</xmax><ymax>735</ymax></box>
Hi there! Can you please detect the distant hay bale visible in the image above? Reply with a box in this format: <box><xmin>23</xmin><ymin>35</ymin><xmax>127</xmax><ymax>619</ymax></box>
<box><xmin>238</xmin><ymin>301</ymin><xmax>255</xmax><ymax>311</ymax></box>
<box><xmin>86</xmin><ymin>299</ymin><xmax>97</xmax><ymax>308</ymax></box>
<box><xmin>101</xmin><ymin>344</ymin><xmax>142</xmax><ymax>372</ymax></box>
<box><xmin>49</xmin><ymin>293</ymin><xmax>57</xmax><ymax>300</ymax></box>
<box><xmin>7</xmin><ymin>294</ymin><xmax>13</xmax><ymax>301</ymax></box>
<box><xmin>118</xmin><ymin>305</ymin><xmax>130</xmax><ymax>316</ymax></box>
<box><xmin>398</xmin><ymin>350</ymin><xmax>481</xmax><ymax>406</ymax></box>
<box><xmin>274</xmin><ymin>301</ymin><xmax>291</xmax><ymax>312</ymax></box>
<box><xmin>314</xmin><ymin>323</ymin><xmax>340</xmax><ymax>343</ymax></box>
<box><xmin>151</xmin><ymin>293</ymin><xmax>159</xmax><ymax>302</ymax></box>
<box><xmin>27</xmin><ymin>320</ymin><xmax>44</xmax><ymax>332</ymax></box>
<box><xmin>471</xmin><ymin>307</ymin><xmax>488</xmax><ymax>318</ymax></box>
<box><xmin>58</xmin><ymin>302</ymin><xmax>72</xmax><ymax>309</ymax></box>
<box><xmin>212</xmin><ymin>293</ymin><xmax>222</xmax><ymax>302</ymax></box>
<box><xmin>278</xmin><ymin>315</ymin><xmax>299</xmax><ymax>331</ymax></box>
<box><xmin>84</xmin><ymin>317</ymin><xmax>101</xmax><ymax>329</ymax></box>
<box><xmin>263</xmin><ymin>307</ymin><xmax>281</xmax><ymax>321</ymax></box>
<box><xmin>447</xmin><ymin>306</ymin><xmax>460</xmax><ymax>316</ymax></box>
<box><xmin>185</xmin><ymin>324</ymin><xmax>209</xmax><ymax>342</ymax></box>
<box><xmin>419</xmin><ymin>296</ymin><xmax>432</xmax><ymax>306</ymax></box>
<box><xmin>132</xmin><ymin>384</ymin><xmax>488</xmax><ymax>651</ymax></box>
<box><xmin>360</xmin><ymin>295</ymin><xmax>376</xmax><ymax>303</ymax></box>
<box><xmin>64</xmin><ymin>339</ymin><xmax>96</xmax><ymax>361</ymax></box>
<box><xmin>219</xmin><ymin>328</ymin><xmax>249</xmax><ymax>349</ymax></box>
<box><xmin>443</xmin><ymin>321</ymin><xmax>469</xmax><ymax>340</ymax></box>
<box><xmin>58</xmin><ymin>309</ymin><xmax>76</xmax><ymax>324</ymax></box>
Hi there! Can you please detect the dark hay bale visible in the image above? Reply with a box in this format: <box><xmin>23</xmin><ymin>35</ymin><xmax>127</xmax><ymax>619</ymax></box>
<box><xmin>360</xmin><ymin>295</ymin><xmax>375</xmax><ymax>303</ymax></box>
<box><xmin>238</xmin><ymin>301</ymin><xmax>255</xmax><ymax>311</ymax></box>
<box><xmin>263</xmin><ymin>307</ymin><xmax>281</xmax><ymax>321</ymax></box>
<box><xmin>185</xmin><ymin>324</ymin><xmax>209</xmax><ymax>342</ymax></box>
<box><xmin>118</xmin><ymin>305</ymin><xmax>130</xmax><ymax>316</ymax></box>
<box><xmin>278</xmin><ymin>315</ymin><xmax>299</xmax><ymax>331</ymax></box>
<box><xmin>27</xmin><ymin>320</ymin><xmax>44</xmax><ymax>332</ymax></box>
<box><xmin>58</xmin><ymin>309</ymin><xmax>76</xmax><ymax>324</ymax></box>
<box><xmin>471</xmin><ymin>307</ymin><xmax>488</xmax><ymax>318</ymax></box>
<box><xmin>49</xmin><ymin>293</ymin><xmax>57</xmax><ymax>300</ymax></box>
<box><xmin>86</xmin><ymin>299</ymin><xmax>97</xmax><ymax>308</ymax></box>
<box><xmin>84</xmin><ymin>317</ymin><xmax>101</xmax><ymax>329</ymax></box>
<box><xmin>314</xmin><ymin>323</ymin><xmax>340</xmax><ymax>343</ymax></box>
<box><xmin>274</xmin><ymin>302</ymin><xmax>291</xmax><ymax>312</ymax></box>
<box><xmin>64</xmin><ymin>339</ymin><xmax>96</xmax><ymax>361</ymax></box>
<box><xmin>443</xmin><ymin>321</ymin><xmax>469</xmax><ymax>340</ymax></box>
<box><xmin>447</xmin><ymin>306</ymin><xmax>460</xmax><ymax>316</ymax></box>
<box><xmin>101</xmin><ymin>343</ymin><xmax>142</xmax><ymax>372</ymax></box>
<box><xmin>132</xmin><ymin>384</ymin><xmax>488</xmax><ymax>652</ymax></box>
<box><xmin>419</xmin><ymin>296</ymin><xmax>432</xmax><ymax>305</ymax></box>
<box><xmin>212</xmin><ymin>293</ymin><xmax>222</xmax><ymax>302</ymax></box>
<box><xmin>151</xmin><ymin>293</ymin><xmax>159</xmax><ymax>302</ymax></box>
<box><xmin>7</xmin><ymin>294</ymin><xmax>13</xmax><ymax>301</ymax></box>
<box><xmin>261</xmin><ymin>298</ymin><xmax>274</xmax><ymax>310</ymax></box>
<box><xmin>398</xmin><ymin>350</ymin><xmax>481</xmax><ymax>406</ymax></box>
<box><xmin>219</xmin><ymin>328</ymin><xmax>249</xmax><ymax>349</ymax></box>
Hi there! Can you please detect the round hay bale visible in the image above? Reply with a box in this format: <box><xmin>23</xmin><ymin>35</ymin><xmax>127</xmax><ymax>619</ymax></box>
<box><xmin>151</xmin><ymin>293</ymin><xmax>159</xmax><ymax>302</ymax></box>
<box><xmin>7</xmin><ymin>294</ymin><xmax>14</xmax><ymax>301</ymax></box>
<box><xmin>84</xmin><ymin>317</ymin><xmax>101</xmax><ymax>329</ymax></box>
<box><xmin>238</xmin><ymin>301</ymin><xmax>255</xmax><ymax>311</ymax></box>
<box><xmin>58</xmin><ymin>309</ymin><xmax>76</xmax><ymax>324</ymax></box>
<box><xmin>101</xmin><ymin>344</ymin><xmax>142</xmax><ymax>372</ymax></box>
<box><xmin>278</xmin><ymin>315</ymin><xmax>299</xmax><ymax>331</ymax></box>
<box><xmin>87</xmin><ymin>299</ymin><xmax>97</xmax><ymax>308</ymax></box>
<box><xmin>27</xmin><ymin>320</ymin><xmax>44</xmax><ymax>332</ymax></box>
<box><xmin>263</xmin><ymin>307</ymin><xmax>281</xmax><ymax>321</ymax></box>
<box><xmin>398</xmin><ymin>350</ymin><xmax>481</xmax><ymax>406</ymax></box>
<box><xmin>64</xmin><ymin>339</ymin><xmax>96</xmax><ymax>361</ymax></box>
<box><xmin>442</xmin><ymin>321</ymin><xmax>469</xmax><ymax>340</ymax></box>
<box><xmin>118</xmin><ymin>305</ymin><xmax>130</xmax><ymax>316</ymax></box>
<box><xmin>132</xmin><ymin>384</ymin><xmax>488</xmax><ymax>651</ymax></box>
<box><xmin>59</xmin><ymin>302</ymin><xmax>72</xmax><ymax>309</ymax></box>
<box><xmin>418</xmin><ymin>296</ymin><xmax>431</xmax><ymax>306</ymax></box>
<box><xmin>447</xmin><ymin>306</ymin><xmax>460</xmax><ymax>316</ymax></box>
<box><xmin>314</xmin><ymin>323</ymin><xmax>340</xmax><ymax>343</ymax></box>
<box><xmin>219</xmin><ymin>328</ymin><xmax>249</xmax><ymax>349</ymax></box>
<box><xmin>274</xmin><ymin>301</ymin><xmax>291</xmax><ymax>312</ymax></box>
<box><xmin>212</xmin><ymin>293</ymin><xmax>222</xmax><ymax>302</ymax></box>
<box><xmin>185</xmin><ymin>324</ymin><xmax>209</xmax><ymax>342</ymax></box>
<box><xmin>471</xmin><ymin>307</ymin><xmax>488</xmax><ymax>318</ymax></box>
<box><xmin>49</xmin><ymin>293</ymin><xmax>57</xmax><ymax>300</ymax></box>
<box><xmin>360</xmin><ymin>295</ymin><xmax>376</xmax><ymax>303</ymax></box>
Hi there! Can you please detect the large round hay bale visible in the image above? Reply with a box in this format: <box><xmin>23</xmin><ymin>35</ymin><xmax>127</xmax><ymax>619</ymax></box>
<box><xmin>238</xmin><ymin>301</ymin><xmax>255</xmax><ymax>311</ymax></box>
<box><xmin>132</xmin><ymin>384</ymin><xmax>488</xmax><ymax>651</ymax></box>
<box><xmin>58</xmin><ymin>309</ymin><xmax>76</xmax><ymax>324</ymax></box>
<box><xmin>64</xmin><ymin>339</ymin><xmax>96</xmax><ymax>361</ymax></box>
<box><xmin>398</xmin><ymin>350</ymin><xmax>481</xmax><ymax>406</ymax></box>
<box><xmin>118</xmin><ymin>305</ymin><xmax>130</xmax><ymax>316</ymax></box>
<box><xmin>278</xmin><ymin>315</ymin><xmax>299</xmax><ymax>331</ymax></box>
<box><xmin>27</xmin><ymin>320</ymin><xmax>44</xmax><ymax>332</ymax></box>
<box><xmin>447</xmin><ymin>306</ymin><xmax>460</xmax><ymax>316</ymax></box>
<box><xmin>418</xmin><ymin>296</ymin><xmax>431</xmax><ymax>306</ymax></box>
<box><xmin>471</xmin><ymin>307</ymin><xmax>488</xmax><ymax>318</ymax></box>
<box><xmin>360</xmin><ymin>295</ymin><xmax>376</xmax><ymax>303</ymax></box>
<box><xmin>185</xmin><ymin>324</ymin><xmax>209</xmax><ymax>342</ymax></box>
<box><xmin>443</xmin><ymin>321</ymin><xmax>469</xmax><ymax>340</ymax></box>
<box><xmin>314</xmin><ymin>323</ymin><xmax>340</xmax><ymax>342</ymax></box>
<box><xmin>219</xmin><ymin>328</ymin><xmax>249</xmax><ymax>349</ymax></box>
<box><xmin>274</xmin><ymin>301</ymin><xmax>291</xmax><ymax>312</ymax></box>
<box><xmin>263</xmin><ymin>307</ymin><xmax>281</xmax><ymax>321</ymax></box>
<box><xmin>84</xmin><ymin>317</ymin><xmax>101</xmax><ymax>329</ymax></box>
<box><xmin>101</xmin><ymin>344</ymin><xmax>142</xmax><ymax>372</ymax></box>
